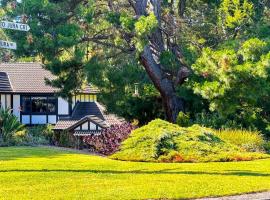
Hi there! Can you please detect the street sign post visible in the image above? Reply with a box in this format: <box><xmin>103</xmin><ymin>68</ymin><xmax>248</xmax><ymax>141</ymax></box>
<box><xmin>0</xmin><ymin>21</ymin><xmax>30</xmax><ymax>32</ymax></box>
<box><xmin>0</xmin><ymin>40</ymin><xmax>17</xmax><ymax>50</ymax></box>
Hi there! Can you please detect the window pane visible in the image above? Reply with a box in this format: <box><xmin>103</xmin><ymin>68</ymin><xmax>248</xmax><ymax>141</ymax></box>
<box><xmin>47</xmin><ymin>97</ymin><xmax>57</xmax><ymax>113</ymax></box>
<box><xmin>22</xmin><ymin>96</ymin><xmax>31</xmax><ymax>113</ymax></box>
<box><xmin>32</xmin><ymin>97</ymin><xmax>47</xmax><ymax>113</ymax></box>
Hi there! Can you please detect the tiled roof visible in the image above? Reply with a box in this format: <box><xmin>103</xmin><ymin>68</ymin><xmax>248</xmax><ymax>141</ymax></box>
<box><xmin>0</xmin><ymin>63</ymin><xmax>99</xmax><ymax>94</ymax></box>
<box><xmin>0</xmin><ymin>72</ymin><xmax>12</xmax><ymax>92</ymax></box>
<box><xmin>54</xmin><ymin>102</ymin><xmax>126</xmax><ymax>131</ymax></box>
<box><xmin>0</xmin><ymin>63</ymin><xmax>56</xmax><ymax>93</ymax></box>
<box><xmin>54</xmin><ymin>120</ymin><xmax>79</xmax><ymax>130</ymax></box>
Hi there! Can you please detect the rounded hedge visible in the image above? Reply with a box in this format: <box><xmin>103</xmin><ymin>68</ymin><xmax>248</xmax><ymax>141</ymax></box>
<box><xmin>111</xmin><ymin>119</ymin><xmax>268</xmax><ymax>162</ymax></box>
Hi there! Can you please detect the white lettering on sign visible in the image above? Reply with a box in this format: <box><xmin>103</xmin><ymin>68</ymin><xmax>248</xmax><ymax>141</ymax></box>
<box><xmin>0</xmin><ymin>40</ymin><xmax>17</xmax><ymax>50</ymax></box>
<box><xmin>0</xmin><ymin>21</ymin><xmax>30</xmax><ymax>32</ymax></box>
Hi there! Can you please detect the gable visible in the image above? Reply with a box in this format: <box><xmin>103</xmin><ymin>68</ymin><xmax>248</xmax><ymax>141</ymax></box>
<box><xmin>73</xmin><ymin>120</ymin><xmax>103</xmax><ymax>131</ymax></box>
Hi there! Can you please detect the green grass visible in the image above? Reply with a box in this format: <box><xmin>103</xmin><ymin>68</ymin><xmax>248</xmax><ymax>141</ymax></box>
<box><xmin>0</xmin><ymin>147</ymin><xmax>270</xmax><ymax>199</ymax></box>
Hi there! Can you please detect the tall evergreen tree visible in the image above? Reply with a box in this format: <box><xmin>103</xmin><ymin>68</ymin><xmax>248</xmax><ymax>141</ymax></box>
<box><xmin>4</xmin><ymin>0</ymin><xmax>270</xmax><ymax>124</ymax></box>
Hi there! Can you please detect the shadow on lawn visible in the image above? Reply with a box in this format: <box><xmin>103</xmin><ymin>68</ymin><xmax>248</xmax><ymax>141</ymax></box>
<box><xmin>0</xmin><ymin>169</ymin><xmax>269</xmax><ymax>177</ymax></box>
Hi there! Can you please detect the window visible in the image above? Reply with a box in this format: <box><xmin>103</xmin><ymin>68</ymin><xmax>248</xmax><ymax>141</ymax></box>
<box><xmin>21</xmin><ymin>96</ymin><xmax>57</xmax><ymax>114</ymax></box>
<box><xmin>32</xmin><ymin>97</ymin><xmax>47</xmax><ymax>113</ymax></box>
<box><xmin>22</xmin><ymin>96</ymin><xmax>31</xmax><ymax>113</ymax></box>
<box><xmin>47</xmin><ymin>97</ymin><xmax>57</xmax><ymax>113</ymax></box>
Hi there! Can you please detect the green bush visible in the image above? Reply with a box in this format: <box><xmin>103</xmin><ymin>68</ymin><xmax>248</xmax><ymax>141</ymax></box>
<box><xmin>264</xmin><ymin>141</ymin><xmax>270</xmax><ymax>153</ymax></box>
<box><xmin>0</xmin><ymin>108</ymin><xmax>26</xmax><ymax>146</ymax></box>
<box><xmin>111</xmin><ymin>119</ymin><xmax>269</xmax><ymax>163</ymax></box>
<box><xmin>193</xmin><ymin>112</ymin><xmax>241</xmax><ymax>129</ymax></box>
<box><xmin>27</xmin><ymin>125</ymin><xmax>54</xmax><ymax>145</ymax></box>
<box><xmin>58</xmin><ymin>131</ymin><xmax>75</xmax><ymax>148</ymax></box>
<box><xmin>176</xmin><ymin>112</ymin><xmax>191</xmax><ymax>127</ymax></box>
<box><xmin>213</xmin><ymin>129</ymin><xmax>265</xmax><ymax>152</ymax></box>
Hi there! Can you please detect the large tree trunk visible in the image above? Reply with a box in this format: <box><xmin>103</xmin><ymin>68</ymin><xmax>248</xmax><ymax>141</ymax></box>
<box><xmin>132</xmin><ymin>0</ymin><xmax>188</xmax><ymax>123</ymax></box>
<box><xmin>140</xmin><ymin>46</ymin><xmax>184</xmax><ymax>123</ymax></box>
<box><xmin>160</xmin><ymin>80</ymin><xmax>184</xmax><ymax>122</ymax></box>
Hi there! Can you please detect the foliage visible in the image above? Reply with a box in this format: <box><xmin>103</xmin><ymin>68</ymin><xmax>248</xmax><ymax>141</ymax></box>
<box><xmin>4</xmin><ymin>0</ymin><xmax>270</xmax><ymax>128</ymax></box>
<box><xmin>0</xmin><ymin>108</ymin><xmax>26</xmax><ymax>146</ymax></box>
<box><xmin>84</xmin><ymin>123</ymin><xmax>135</xmax><ymax>155</ymax></box>
<box><xmin>86</xmin><ymin>57</ymin><xmax>164</xmax><ymax>125</ymax></box>
<box><xmin>58</xmin><ymin>131</ymin><xmax>75</xmax><ymax>148</ymax></box>
<box><xmin>134</xmin><ymin>12</ymin><xmax>158</xmax><ymax>52</ymax></box>
<box><xmin>0</xmin><ymin>108</ymin><xmax>54</xmax><ymax>146</ymax></box>
<box><xmin>192</xmin><ymin>38</ymin><xmax>270</xmax><ymax>134</ymax></box>
<box><xmin>213</xmin><ymin>129</ymin><xmax>265</xmax><ymax>152</ymax></box>
<box><xmin>176</xmin><ymin>112</ymin><xmax>191</xmax><ymax>127</ymax></box>
<box><xmin>193</xmin><ymin>111</ymin><xmax>242</xmax><ymax>129</ymax></box>
<box><xmin>1</xmin><ymin>147</ymin><xmax>270</xmax><ymax>199</ymax></box>
<box><xmin>218</xmin><ymin>0</ymin><xmax>254</xmax><ymax>30</ymax></box>
<box><xmin>26</xmin><ymin>125</ymin><xmax>54</xmax><ymax>145</ymax></box>
<box><xmin>264</xmin><ymin>141</ymin><xmax>270</xmax><ymax>153</ymax></box>
<box><xmin>111</xmin><ymin>119</ymin><xmax>268</xmax><ymax>162</ymax></box>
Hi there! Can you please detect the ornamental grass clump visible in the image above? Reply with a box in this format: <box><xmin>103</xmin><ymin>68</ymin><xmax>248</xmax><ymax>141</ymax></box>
<box><xmin>111</xmin><ymin>119</ymin><xmax>269</xmax><ymax>163</ymax></box>
<box><xmin>213</xmin><ymin>129</ymin><xmax>265</xmax><ymax>152</ymax></box>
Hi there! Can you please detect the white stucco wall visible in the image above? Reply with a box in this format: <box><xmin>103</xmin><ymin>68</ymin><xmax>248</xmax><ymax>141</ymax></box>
<box><xmin>0</xmin><ymin>94</ymin><xmax>12</xmax><ymax>109</ymax></box>
<box><xmin>0</xmin><ymin>94</ymin><xmax>5</xmax><ymax>108</ymax></box>
<box><xmin>13</xmin><ymin>95</ymin><xmax>20</xmax><ymax>118</ymax></box>
<box><xmin>58</xmin><ymin>97</ymin><xmax>69</xmax><ymax>115</ymax></box>
<box><xmin>6</xmin><ymin>94</ymin><xmax>11</xmax><ymax>108</ymax></box>
<box><xmin>81</xmin><ymin>122</ymin><xmax>88</xmax><ymax>130</ymax></box>
<box><xmin>90</xmin><ymin>122</ymin><xmax>97</xmax><ymax>130</ymax></box>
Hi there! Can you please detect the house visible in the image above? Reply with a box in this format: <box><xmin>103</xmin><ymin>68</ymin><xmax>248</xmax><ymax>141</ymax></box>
<box><xmin>0</xmin><ymin>63</ymin><xmax>124</xmax><ymax>136</ymax></box>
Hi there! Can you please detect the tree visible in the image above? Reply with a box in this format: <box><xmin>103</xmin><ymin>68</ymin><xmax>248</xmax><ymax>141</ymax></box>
<box><xmin>4</xmin><ymin>0</ymin><xmax>191</xmax><ymax>122</ymax></box>
<box><xmin>4</xmin><ymin>0</ymin><xmax>270</xmax><ymax>124</ymax></box>
<box><xmin>0</xmin><ymin>2</ymin><xmax>16</xmax><ymax>62</ymax></box>
<box><xmin>192</xmin><ymin>38</ymin><xmax>270</xmax><ymax>132</ymax></box>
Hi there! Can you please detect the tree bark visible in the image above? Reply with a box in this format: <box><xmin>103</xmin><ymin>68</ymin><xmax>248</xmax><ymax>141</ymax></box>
<box><xmin>130</xmin><ymin>0</ymin><xmax>188</xmax><ymax>123</ymax></box>
<box><xmin>140</xmin><ymin>46</ymin><xmax>184</xmax><ymax>123</ymax></box>
<box><xmin>178</xmin><ymin>0</ymin><xmax>186</xmax><ymax>17</ymax></box>
<box><xmin>160</xmin><ymin>80</ymin><xmax>185</xmax><ymax>122</ymax></box>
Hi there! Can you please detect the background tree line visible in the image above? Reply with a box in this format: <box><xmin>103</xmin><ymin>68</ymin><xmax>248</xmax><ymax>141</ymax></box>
<box><xmin>1</xmin><ymin>0</ymin><xmax>270</xmax><ymax>136</ymax></box>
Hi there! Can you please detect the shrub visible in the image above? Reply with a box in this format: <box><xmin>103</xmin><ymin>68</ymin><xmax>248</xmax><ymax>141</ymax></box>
<box><xmin>0</xmin><ymin>108</ymin><xmax>26</xmax><ymax>146</ymax></box>
<box><xmin>214</xmin><ymin>129</ymin><xmax>265</xmax><ymax>152</ymax></box>
<box><xmin>176</xmin><ymin>112</ymin><xmax>191</xmax><ymax>127</ymax></box>
<box><xmin>27</xmin><ymin>125</ymin><xmax>54</xmax><ymax>145</ymax></box>
<box><xmin>264</xmin><ymin>141</ymin><xmax>270</xmax><ymax>153</ymax></box>
<box><xmin>111</xmin><ymin>119</ymin><xmax>269</xmax><ymax>163</ymax></box>
<box><xmin>193</xmin><ymin>112</ymin><xmax>241</xmax><ymax>129</ymax></box>
<box><xmin>83</xmin><ymin>123</ymin><xmax>134</xmax><ymax>155</ymax></box>
<box><xmin>58</xmin><ymin>131</ymin><xmax>75</xmax><ymax>148</ymax></box>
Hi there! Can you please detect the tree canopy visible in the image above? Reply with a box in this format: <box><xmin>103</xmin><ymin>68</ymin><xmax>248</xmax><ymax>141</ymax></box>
<box><xmin>2</xmin><ymin>0</ymin><xmax>270</xmax><ymax>133</ymax></box>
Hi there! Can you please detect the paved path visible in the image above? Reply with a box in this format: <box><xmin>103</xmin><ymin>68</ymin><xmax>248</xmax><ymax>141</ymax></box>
<box><xmin>197</xmin><ymin>191</ymin><xmax>270</xmax><ymax>200</ymax></box>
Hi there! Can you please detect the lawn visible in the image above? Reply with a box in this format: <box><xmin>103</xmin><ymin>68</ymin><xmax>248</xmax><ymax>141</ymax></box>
<box><xmin>0</xmin><ymin>147</ymin><xmax>270</xmax><ymax>200</ymax></box>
